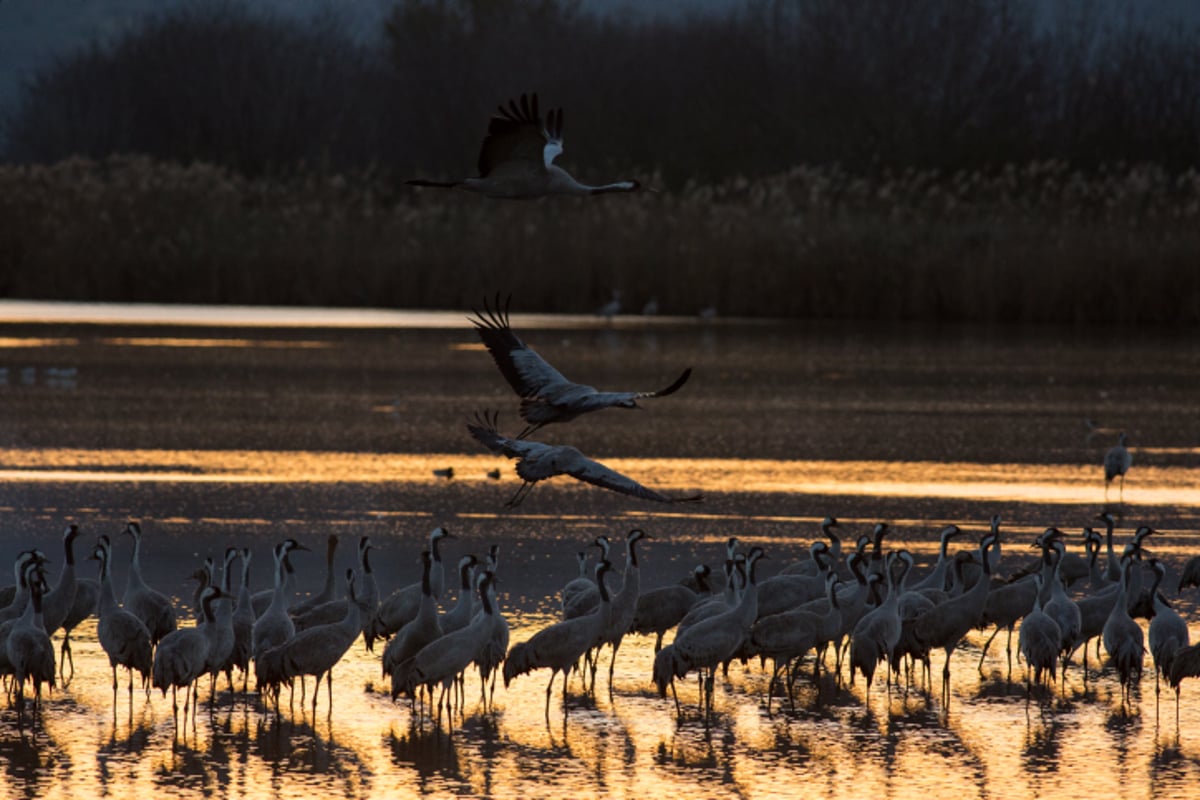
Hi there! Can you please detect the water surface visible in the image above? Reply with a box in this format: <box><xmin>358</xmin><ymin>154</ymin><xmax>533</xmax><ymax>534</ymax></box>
<box><xmin>1</xmin><ymin>302</ymin><xmax>1198</xmax><ymax>800</ymax></box>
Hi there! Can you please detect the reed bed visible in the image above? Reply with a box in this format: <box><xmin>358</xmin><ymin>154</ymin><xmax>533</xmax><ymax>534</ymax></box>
<box><xmin>2</xmin><ymin>156</ymin><xmax>1198</xmax><ymax>324</ymax></box>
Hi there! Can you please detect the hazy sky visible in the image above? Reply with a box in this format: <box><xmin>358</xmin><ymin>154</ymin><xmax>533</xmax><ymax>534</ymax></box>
<box><xmin>0</xmin><ymin>0</ymin><xmax>730</xmax><ymax>118</ymax></box>
<box><xmin>2</xmin><ymin>0</ymin><xmax>1197</xmax><ymax>133</ymax></box>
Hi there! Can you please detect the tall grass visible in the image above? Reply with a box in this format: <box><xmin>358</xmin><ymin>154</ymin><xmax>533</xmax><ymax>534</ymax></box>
<box><xmin>2</xmin><ymin>157</ymin><xmax>1197</xmax><ymax>324</ymax></box>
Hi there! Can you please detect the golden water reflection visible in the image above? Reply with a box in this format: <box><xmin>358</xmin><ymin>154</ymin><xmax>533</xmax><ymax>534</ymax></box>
<box><xmin>1</xmin><ymin>448</ymin><xmax>1196</xmax><ymax>508</ymax></box>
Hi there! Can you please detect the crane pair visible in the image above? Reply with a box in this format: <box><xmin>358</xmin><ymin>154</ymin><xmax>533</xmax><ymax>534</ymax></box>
<box><xmin>466</xmin><ymin>295</ymin><xmax>700</xmax><ymax>507</ymax></box>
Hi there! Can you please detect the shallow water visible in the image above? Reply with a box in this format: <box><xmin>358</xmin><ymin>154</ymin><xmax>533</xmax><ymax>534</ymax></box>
<box><xmin>1</xmin><ymin>303</ymin><xmax>1199</xmax><ymax>800</ymax></box>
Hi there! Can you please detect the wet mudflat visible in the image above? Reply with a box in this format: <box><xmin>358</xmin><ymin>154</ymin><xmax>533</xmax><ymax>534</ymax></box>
<box><xmin>1</xmin><ymin>304</ymin><xmax>1199</xmax><ymax>799</ymax></box>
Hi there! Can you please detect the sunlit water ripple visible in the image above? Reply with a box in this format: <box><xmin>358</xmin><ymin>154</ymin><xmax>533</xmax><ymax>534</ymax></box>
<box><xmin>1</xmin><ymin>302</ymin><xmax>1199</xmax><ymax>799</ymax></box>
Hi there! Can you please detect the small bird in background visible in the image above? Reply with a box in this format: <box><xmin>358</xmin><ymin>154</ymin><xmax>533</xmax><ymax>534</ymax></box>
<box><xmin>641</xmin><ymin>297</ymin><xmax>659</xmax><ymax>316</ymax></box>
<box><xmin>597</xmin><ymin>290</ymin><xmax>622</xmax><ymax>320</ymax></box>
<box><xmin>433</xmin><ymin>467</ymin><xmax>455</xmax><ymax>480</ymax></box>
<box><xmin>466</xmin><ymin>411</ymin><xmax>702</xmax><ymax>507</ymax></box>
<box><xmin>406</xmin><ymin>93</ymin><xmax>643</xmax><ymax>199</ymax></box>
<box><xmin>1104</xmin><ymin>432</ymin><xmax>1133</xmax><ymax>504</ymax></box>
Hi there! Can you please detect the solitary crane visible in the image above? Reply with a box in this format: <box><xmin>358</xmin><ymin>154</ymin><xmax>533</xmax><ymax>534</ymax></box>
<box><xmin>406</xmin><ymin>93</ymin><xmax>643</xmax><ymax>199</ymax></box>
<box><xmin>1104</xmin><ymin>432</ymin><xmax>1133</xmax><ymax>504</ymax></box>
<box><xmin>467</xmin><ymin>411</ymin><xmax>703</xmax><ymax>507</ymax></box>
<box><xmin>470</xmin><ymin>295</ymin><xmax>692</xmax><ymax>439</ymax></box>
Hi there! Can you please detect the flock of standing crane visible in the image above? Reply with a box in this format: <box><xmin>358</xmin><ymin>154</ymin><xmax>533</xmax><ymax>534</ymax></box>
<box><xmin>3</xmin><ymin>511</ymin><xmax>1199</xmax><ymax>730</ymax></box>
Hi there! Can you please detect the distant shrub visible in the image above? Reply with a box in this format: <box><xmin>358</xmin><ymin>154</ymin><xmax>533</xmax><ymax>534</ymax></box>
<box><xmin>2</xmin><ymin>157</ymin><xmax>1197</xmax><ymax>324</ymax></box>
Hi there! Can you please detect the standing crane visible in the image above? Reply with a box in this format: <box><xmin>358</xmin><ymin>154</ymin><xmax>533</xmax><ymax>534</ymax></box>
<box><xmin>40</xmin><ymin>525</ymin><xmax>81</xmax><ymax>682</ymax></box>
<box><xmin>470</xmin><ymin>295</ymin><xmax>692</xmax><ymax>439</ymax></box>
<box><xmin>504</xmin><ymin>561</ymin><xmax>614</xmax><ymax>719</ymax></box>
<box><xmin>225</xmin><ymin>548</ymin><xmax>254</xmax><ymax>693</ymax></box>
<box><xmin>122</xmin><ymin>521</ymin><xmax>178</xmax><ymax>647</ymax></box>
<box><xmin>593</xmin><ymin>529</ymin><xmax>647</xmax><ymax>693</ymax></box>
<box><xmin>252</xmin><ymin>541</ymin><xmax>299</xmax><ymax>660</ymax></box>
<box><xmin>631</xmin><ymin>564</ymin><xmax>711</xmax><ymax>653</ymax></box>
<box><xmin>385</xmin><ymin>551</ymin><xmax>443</xmax><ymax>700</ymax></box>
<box><xmin>1103</xmin><ymin>558</ymin><xmax>1145</xmax><ymax>704</ymax></box>
<box><xmin>90</xmin><ymin>537</ymin><xmax>153</xmax><ymax>701</ymax></box>
<box><xmin>653</xmin><ymin>548</ymin><xmax>765</xmax><ymax>717</ymax></box>
<box><xmin>371</xmin><ymin>527</ymin><xmax>452</xmax><ymax>643</ymax></box>
<box><xmin>850</xmin><ymin>551</ymin><xmax>905</xmax><ymax>699</ymax></box>
<box><xmin>406</xmin><ymin>93</ymin><xmax>644</xmax><ymax>199</ymax></box>
<box><xmin>473</xmin><ymin>545</ymin><xmax>509</xmax><ymax>710</ymax></box>
<box><xmin>6</xmin><ymin>561</ymin><xmax>55</xmax><ymax>720</ymax></box>
<box><xmin>911</xmin><ymin>534</ymin><xmax>998</xmax><ymax>698</ymax></box>
<box><xmin>1018</xmin><ymin>575</ymin><xmax>1062</xmax><ymax>694</ymax></box>
<box><xmin>1104</xmin><ymin>432</ymin><xmax>1133</xmax><ymax>504</ymax></box>
<box><xmin>152</xmin><ymin>586</ymin><xmax>223</xmax><ymax>723</ymax></box>
<box><xmin>1147</xmin><ymin>559</ymin><xmax>1189</xmax><ymax>701</ymax></box>
<box><xmin>255</xmin><ymin>569</ymin><xmax>367</xmax><ymax>717</ymax></box>
<box><xmin>399</xmin><ymin>571</ymin><xmax>498</xmax><ymax>725</ymax></box>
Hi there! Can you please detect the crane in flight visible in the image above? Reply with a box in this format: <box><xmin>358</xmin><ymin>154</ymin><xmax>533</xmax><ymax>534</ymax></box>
<box><xmin>471</xmin><ymin>295</ymin><xmax>692</xmax><ymax>439</ymax></box>
<box><xmin>466</xmin><ymin>411</ymin><xmax>702</xmax><ymax>507</ymax></box>
<box><xmin>407</xmin><ymin>93</ymin><xmax>643</xmax><ymax>199</ymax></box>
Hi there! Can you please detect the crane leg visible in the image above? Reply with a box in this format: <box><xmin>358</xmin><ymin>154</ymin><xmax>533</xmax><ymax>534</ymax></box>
<box><xmin>608</xmin><ymin>640</ymin><xmax>621</xmax><ymax>695</ymax></box>
<box><xmin>978</xmin><ymin>627</ymin><xmax>1001</xmax><ymax>673</ymax></box>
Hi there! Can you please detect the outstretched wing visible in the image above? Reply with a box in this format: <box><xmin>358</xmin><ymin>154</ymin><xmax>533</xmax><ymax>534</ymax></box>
<box><xmin>547</xmin><ymin>367</ymin><xmax>694</xmax><ymax>412</ymax></box>
<box><xmin>469</xmin><ymin>294</ymin><xmax>571</xmax><ymax>398</ymax></box>
<box><xmin>561</xmin><ymin>449</ymin><xmax>703</xmax><ymax>504</ymax></box>
<box><xmin>477</xmin><ymin>93</ymin><xmax>561</xmax><ymax>177</ymax></box>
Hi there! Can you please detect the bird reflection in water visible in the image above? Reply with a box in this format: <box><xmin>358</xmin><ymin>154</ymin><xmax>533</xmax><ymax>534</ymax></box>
<box><xmin>252</xmin><ymin>713</ymin><xmax>371</xmax><ymax>791</ymax></box>
<box><xmin>0</xmin><ymin>726</ymin><xmax>64</xmax><ymax>800</ymax></box>
<box><xmin>386</xmin><ymin>723</ymin><xmax>468</xmax><ymax>793</ymax></box>
<box><xmin>96</xmin><ymin>719</ymin><xmax>153</xmax><ymax>792</ymax></box>
<box><xmin>1021</xmin><ymin>715</ymin><xmax>1065</xmax><ymax>776</ymax></box>
<box><xmin>654</xmin><ymin>721</ymin><xmax>742</xmax><ymax>793</ymax></box>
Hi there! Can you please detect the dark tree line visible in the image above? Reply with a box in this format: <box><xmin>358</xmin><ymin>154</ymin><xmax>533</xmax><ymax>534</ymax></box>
<box><xmin>3</xmin><ymin>0</ymin><xmax>1199</xmax><ymax>182</ymax></box>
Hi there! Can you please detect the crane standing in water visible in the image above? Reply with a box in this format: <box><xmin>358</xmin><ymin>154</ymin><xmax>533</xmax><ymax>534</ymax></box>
<box><xmin>1104</xmin><ymin>432</ymin><xmax>1133</xmax><ymax>504</ymax></box>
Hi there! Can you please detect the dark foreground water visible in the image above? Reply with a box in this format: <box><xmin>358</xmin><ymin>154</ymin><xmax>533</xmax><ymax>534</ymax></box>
<box><xmin>1</xmin><ymin>302</ymin><xmax>1199</xmax><ymax>800</ymax></box>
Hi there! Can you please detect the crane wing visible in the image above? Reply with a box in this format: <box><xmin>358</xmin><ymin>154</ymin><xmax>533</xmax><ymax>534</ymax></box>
<box><xmin>563</xmin><ymin>450</ymin><xmax>702</xmax><ymax>504</ymax></box>
<box><xmin>466</xmin><ymin>411</ymin><xmax>540</xmax><ymax>460</ymax></box>
<box><xmin>546</xmin><ymin>368</ymin><xmax>694</xmax><ymax>412</ymax></box>
<box><xmin>470</xmin><ymin>295</ymin><xmax>571</xmax><ymax>397</ymax></box>
<box><xmin>477</xmin><ymin>93</ymin><xmax>557</xmax><ymax>177</ymax></box>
